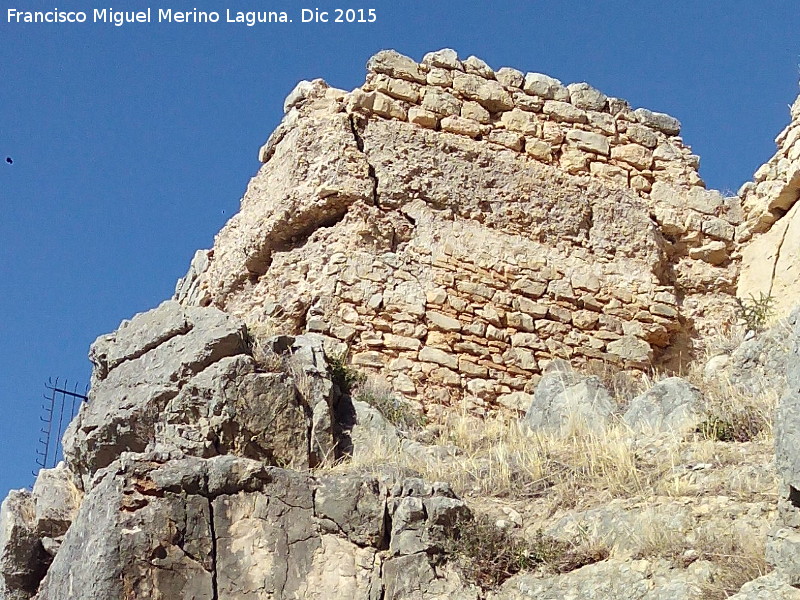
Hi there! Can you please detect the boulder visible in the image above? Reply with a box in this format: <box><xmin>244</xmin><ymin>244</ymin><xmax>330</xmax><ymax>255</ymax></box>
<box><xmin>623</xmin><ymin>377</ymin><xmax>703</xmax><ymax>434</ymax></box>
<box><xmin>63</xmin><ymin>300</ymin><xmax>249</xmax><ymax>486</ymax></box>
<box><xmin>725</xmin><ymin>308</ymin><xmax>798</xmax><ymax>396</ymax></box>
<box><xmin>63</xmin><ymin>300</ymin><xmax>345</xmax><ymax>489</ymax></box>
<box><xmin>523</xmin><ymin>362</ymin><xmax>614</xmax><ymax>434</ymax></box>
<box><xmin>495</xmin><ymin>558</ymin><xmax>712</xmax><ymax>599</ymax></box>
<box><xmin>771</xmin><ymin>306</ymin><xmax>800</xmax><ymax>583</ymax></box>
<box><xmin>728</xmin><ymin>572</ymin><xmax>800</xmax><ymax>599</ymax></box>
<box><xmin>30</xmin><ymin>463</ymin><xmax>81</xmax><ymax>539</ymax></box>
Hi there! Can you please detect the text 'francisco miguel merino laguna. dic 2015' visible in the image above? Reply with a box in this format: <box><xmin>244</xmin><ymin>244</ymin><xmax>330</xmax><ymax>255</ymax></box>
<box><xmin>3</xmin><ymin>8</ymin><xmax>370</xmax><ymax>27</ymax></box>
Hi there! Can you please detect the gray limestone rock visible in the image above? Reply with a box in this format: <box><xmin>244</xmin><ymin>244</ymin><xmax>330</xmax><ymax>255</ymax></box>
<box><xmin>283</xmin><ymin>79</ymin><xmax>328</xmax><ymax>113</ymax></box>
<box><xmin>422</xmin><ymin>48</ymin><xmax>463</xmax><ymax>71</ymax></box>
<box><xmin>494</xmin><ymin>558</ymin><xmax>711</xmax><ymax>599</ymax></box>
<box><xmin>63</xmin><ymin>300</ymin><xmax>249</xmax><ymax>487</ymax></box>
<box><xmin>62</xmin><ymin>301</ymin><xmax>345</xmax><ymax>491</ymax></box>
<box><xmin>523</xmin><ymin>72</ymin><xmax>570</xmax><ymax>101</ymax></box>
<box><xmin>315</xmin><ymin>474</ymin><xmax>387</xmax><ymax>547</ymax></box>
<box><xmin>29</xmin><ymin>452</ymin><xmax>469</xmax><ymax>600</ymax></box>
<box><xmin>159</xmin><ymin>353</ymin><xmax>312</xmax><ymax>467</ymax></box>
<box><xmin>771</xmin><ymin>307</ymin><xmax>800</xmax><ymax>584</ymax></box>
<box><xmin>30</xmin><ymin>464</ymin><xmax>81</xmax><ymax>539</ymax></box>
<box><xmin>727</xmin><ymin>308</ymin><xmax>799</xmax><ymax>397</ymax></box>
<box><xmin>0</xmin><ymin>491</ymin><xmax>48</xmax><ymax>600</ymax></box>
<box><xmin>727</xmin><ymin>572</ymin><xmax>800</xmax><ymax>599</ymax></box>
<box><xmin>567</xmin><ymin>82</ymin><xmax>608</xmax><ymax>111</ymax></box>
<box><xmin>623</xmin><ymin>377</ymin><xmax>704</xmax><ymax>435</ymax></box>
<box><xmin>633</xmin><ymin>108</ymin><xmax>681</xmax><ymax>136</ymax></box>
<box><xmin>523</xmin><ymin>363</ymin><xmax>614</xmax><ymax>434</ymax></box>
<box><xmin>774</xmin><ymin>309</ymin><xmax>800</xmax><ymax>492</ymax></box>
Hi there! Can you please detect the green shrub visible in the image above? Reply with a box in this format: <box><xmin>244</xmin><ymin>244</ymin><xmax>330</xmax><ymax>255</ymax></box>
<box><xmin>327</xmin><ymin>354</ymin><xmax>425</xmax><ymax>432</ymax></box>
<box><xmin>328</xmin><ymin>353</ymin><xmax>366</xmax><ymax>395</ymax></box>
<box><xmin>443</xmin><ymin>514</ymin><xmax>608</xmax><ymax>590</ymax></box>
<box><xmin>735</xmin><ymin>293</ymin><xmax>774</xmax><ymax>332</ymax></box>
<box><xmin>696</xmin><ymin>413</ymin><xmax>765</xmax><ymax>443</ymax></box>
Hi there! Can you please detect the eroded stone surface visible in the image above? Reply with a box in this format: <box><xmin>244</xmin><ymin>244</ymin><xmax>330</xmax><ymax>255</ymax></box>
<box><xmin>33</xmin><ymin>453</ymin><xmax>469</xmax><ymax>600</ymax></box>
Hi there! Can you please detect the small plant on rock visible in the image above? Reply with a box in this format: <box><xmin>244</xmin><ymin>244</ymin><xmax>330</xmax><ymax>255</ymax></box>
<box><xmin>443</xmin><ymin>514</ymin><xmax>608</xmax><ymax>590</ymax></box>
<box><xmin>328</xmin><ymin>352</ymin><xmax>366</xmax><ymax>395</ymax></box>
<box><xmin>327</xmin><ymin>354</ymin><xmax>425</xmax><ymax>432</ymax></box>
<box><xmin>443</xmin><ymin>513</ymin><xmax>540</xmax><ymax>589</ymax></box>
<box><xmin>735</xmin><ymin>292</ymin><xmax>775</xmax><ymax>333</ymax></box>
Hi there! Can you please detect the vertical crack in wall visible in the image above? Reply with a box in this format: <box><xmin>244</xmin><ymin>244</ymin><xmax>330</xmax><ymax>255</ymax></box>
<box><xmin>207</xmin><ymin>496</ymin><xmax>219</xmax><ymax>600</ymax></box>
<box><xmin>349</xmin><ymin>114</ymin><xmax>380</xmax><ymax>209</ymax></box>
<box><xmin>767</xmin><ymin>217</ymin><xmax>791</xmax><ymax>299</ymax></box>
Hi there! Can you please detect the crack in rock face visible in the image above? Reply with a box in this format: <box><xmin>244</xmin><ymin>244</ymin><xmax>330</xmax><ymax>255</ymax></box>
<box><xmin>29</xmin><ymin>453</ymin><xmax>471</xmax><ymax>600</ymax></box>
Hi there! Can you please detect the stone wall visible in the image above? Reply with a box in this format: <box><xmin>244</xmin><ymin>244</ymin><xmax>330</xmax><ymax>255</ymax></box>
<box><xmin>349</xmin><ymin>49</ymin><xmax>703</xmax><ymax>195</ymax></box>
<box><xmin>176</xmin><ymin>49</ymin><xmax>744</xmax><ymax>414</ymax></box>
<box><xmin>738</xmin><ymin>93</ymin><xmax>800</xmax><ymax>319</ymax></box>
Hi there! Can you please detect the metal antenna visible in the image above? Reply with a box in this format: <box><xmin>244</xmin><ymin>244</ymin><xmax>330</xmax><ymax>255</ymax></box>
<box><xmin>34</xmin><ymin>378</ymin><xmax>88</xmax><ymax>477</ymax></box>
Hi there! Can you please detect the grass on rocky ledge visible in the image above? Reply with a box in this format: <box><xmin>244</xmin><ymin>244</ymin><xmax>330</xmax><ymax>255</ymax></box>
<box><xmin>442</xmin><ymin>513</ymin><xmax>609</xmax><ymax>590</ymax></box>
<box><xmin>327</xmin><ymin>400</ymin><xmax>777</xmax><ymax>509</ymax></box>
<box><xmin>632</xmin><ymin>512</ymin><xmax>770</xmax><ymax>600</ymax></box>
<box><xmin>313</xmin><ymin>344</ymin><xmax>779</xmax><ymax>594</ymax></box>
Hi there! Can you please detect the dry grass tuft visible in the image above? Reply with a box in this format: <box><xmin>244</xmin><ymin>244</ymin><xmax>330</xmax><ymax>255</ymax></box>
<box><xmin>632</xmin><ymin>516</ymin><xmax>770</xmax><ymax>599</ymax></box>
<box><xmin>684</xmin><ymin>355</ymin><xmax>780</xmax><ymax>444</ymax></box>
<box><xmin>695</xmin><ymin>529</ymin><xmax>770</xmax><ymax>599</ymax></box>
<box><xmin>328</xmin><ymin>405</ymin><xmax>685</xmax><ymax>508</ymax></box>
<box><xmin>443</xmin><ymin>513</ymin><xmax>609</xmax><ymax>590</ymax></box>
<box><xmin>347</xmin><ymin>377</ymin><xmax>425</xmax><ymax>433</ymax></box>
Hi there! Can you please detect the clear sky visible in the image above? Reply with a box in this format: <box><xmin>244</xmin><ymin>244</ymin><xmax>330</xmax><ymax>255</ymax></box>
<box><xmin>2</xmin><ymin>0</ymin><xmax>798</xmax><ymax>496</ymax></box>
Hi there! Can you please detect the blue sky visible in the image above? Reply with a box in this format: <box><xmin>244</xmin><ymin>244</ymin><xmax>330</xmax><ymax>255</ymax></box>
<box><xmin>1</xmin><ymin>0</ymin><xmax>798</xmax><ymax>496</ymax></box>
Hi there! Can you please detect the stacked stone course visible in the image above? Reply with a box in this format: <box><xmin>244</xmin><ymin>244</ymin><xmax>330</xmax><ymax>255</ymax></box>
<box><xmin>348</xmin><ymin>49</ymin><xmax>702</xmax><ymax>195</ymax></box>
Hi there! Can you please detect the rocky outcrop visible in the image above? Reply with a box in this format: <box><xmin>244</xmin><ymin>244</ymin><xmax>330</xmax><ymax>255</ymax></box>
<box><xmin>33</xmin><ymin>452</ymin><xmax>471</xmax><ymax>600</ymax></box>
<box><xmin>522</xmin><ymin>360</ymin><xmax>613</xmax><ymax>434</ymax></box>
<box><xmin>494</xmin><ymin>558</ymin><xmax>715</xmax><ymax>599</ymax></box>
<box><xmin>0</xmin><ymin>465</ymin><xmax>81</xmax><ymax>600</ymax></box>
<box><xmin>63</xmin><ymin>301</ymin><xmax>347</xmax><ymax>489</ymax></box>
<box><xmin>7</xmin><ymin>48</ymin><xmax>800</xmax><ymax>600</ymax></box>
<box><xmin>769</xmin><ymin>309</ymin><xmax>800</xmax><ymax>585</ymax></box>
<box><xmin>0</xmin><ymin>297</ymin><xmax>479</xmax><ymax>599</ymax></box>
<box><xmin>623</xmin><ymin>377</ymin><xmax>703</xmax><ymax>434</ymax></box>
<box><xmin>738</xmin><ymin>95</ymin><xmax>800</xmax><ymax>320</ymax></box>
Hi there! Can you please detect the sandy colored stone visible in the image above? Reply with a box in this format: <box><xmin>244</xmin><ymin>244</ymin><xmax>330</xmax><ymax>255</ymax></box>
<box><xmin>523</xmin><ymin>72</ymin><xmax>569</xmax><ymax>101</ymax></box>
<box><xmin>567</xmin><ymin>82</ymin><xmax>608</xmax><ymax>111</ymax></box>
<box><xmin>496</xmin><ymin>67</ymin><xmax>524</xmax><ymax>88</ymax></box>
<box><xmin>426</xmin><ymin>67</ymin><xmax>453</xmax><ymax>87</ymax></box>
<box><xmin>421</xmin><ymin>88</ymin><xmax>461</xmax><ymax>116</ymax></box>
<box><xmin>461</xmin><ymin>101</ymin><xmax>491</xmax><ymax>124</ymax></box>
<box><xmin>408</xmin><ymin>107</ymin><xmax>438</xmax><ymax>129</ymax></box>
<box><xmin>367</xmin><ymin>49</ymin><xmax>426</xmax><ymax>84</ymax></box>
<box><xmin>543</xmin><ymin>100</ymin><xmax>588</xmax><ymax>124</ymax></box>
<box><xmin>421</xmin><ymin>48</ymin><xmax>462</xmax><ymax>70</ymax></box>
<box><xmin>591</xmin><ymin>162</ymin><xmax>629</xmax><ymax>186</ymax></box>
<box><xmin>525</xmin><ymin>138</ymin><xmax>552</xmax><ymax>161</ymax></box>
<box><xmin>611</xmin><ymin>143</ymin><xmax>653</xmax><ymax>169</ymax></box>
<box><xmin>567</xmin><ymin>129</ymin><xmax>610</xmax><ymax>155</ymax></box>
<box><xmin>487</xmin><ymin>130</ymin><xmax>524</xmax><ymax>151</ymax></box>
<box><xmin>501</xmin><ymin>108</ymin><xmax>540</xmax><ymax>135</ymax></box>
<box><xmin>372</xmin><ymin>76</ymin><xmax>419</xmax><ymax>103</ymax></box>
<box><xmin>440</xmin><ymin>115</ymin><xmax>482</xmax><ymax>138</ymax></box>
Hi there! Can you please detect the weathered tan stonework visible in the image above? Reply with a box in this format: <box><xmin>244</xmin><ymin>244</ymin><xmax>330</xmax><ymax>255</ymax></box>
<box><xmin>738</xmin><ymin>93</ymin><xmax>800</xmax><ymax>319</ymax></box>
<box><xmin>176</xmin><ymin>49</ymin><xmax>745</xmax><ymax>413</ymax></box>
